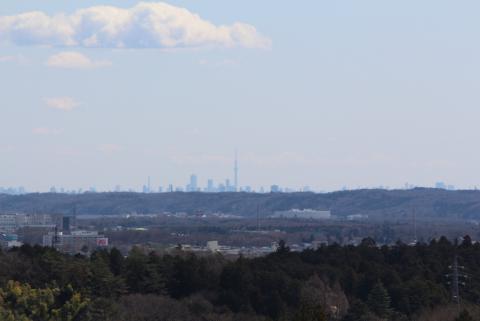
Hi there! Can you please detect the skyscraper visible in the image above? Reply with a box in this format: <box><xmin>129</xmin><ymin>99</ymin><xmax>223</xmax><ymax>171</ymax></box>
<box><xmin>207</xmin><ymin>179</ymin><xmax>214</xmax><ymax>192</ymax></box>
<box><xmin>189</xmin><ymin>174</ymin><xmax>198</xmax><ymax>192</ymax></box>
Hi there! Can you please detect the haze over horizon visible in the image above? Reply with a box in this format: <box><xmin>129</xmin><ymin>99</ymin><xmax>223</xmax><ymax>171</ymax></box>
<box><xmin>2</xmin><ymin>1</ymin><xmax>480</xmax><ymax>192</ymax></box>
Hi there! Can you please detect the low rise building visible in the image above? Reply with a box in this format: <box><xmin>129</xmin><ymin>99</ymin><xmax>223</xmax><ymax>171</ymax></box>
<box><xmin>0</xmin><ymin>213</ymin><xmax>56</xmax><ymax>232</ymax></box>
<box><xmin>0</xmin><ymin>214</ymin><xmax>18</xmax><ymax>232</ymax></box>
<box><xmin>346</xmin><ymin>214</ymin><xmax>369</xmax><ymax>221</ymax></box>
<box><xmin>0</xmin><ymin>234</ymin><xmax>22</xmax><ymax>249</ymax></box>
<box><xmin>206</xmin><ymin>240</ymin><xmax>219</xmax><ymax>252</ymax></box>
<box><xmin>43</xmin><ymin>230</ymin><xmax>108</xmax><ymax>254</ymax></box>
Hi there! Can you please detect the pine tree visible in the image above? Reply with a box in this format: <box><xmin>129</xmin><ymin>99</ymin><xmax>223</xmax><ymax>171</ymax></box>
<box><xmin>108</xmin><ymin>248</ymin><xmax>124</xmax><ymax>276</ymax></box>
<box><xmin>367</xmin><ymin>282</ymin><xmax>392</xmax><ymax>318</ymax></box>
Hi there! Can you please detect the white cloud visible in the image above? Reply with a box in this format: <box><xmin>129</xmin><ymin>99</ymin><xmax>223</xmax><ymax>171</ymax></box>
<box><xmin>45</xmin><ymin>97</ymin><xmax>80</xmax><ymax>111</ymax></box>
<box><xmin>32</xmin><ymin>127</ymin><xmax>62</xmax><ymax>135</ymax></box>
<box><xmin>0</xmin><ymin>2</ymin><xmax>271</xmax><ymax>49</ymax></box>
<box><xmin>46</xmin><ymin>51</ymin><xmax>111</xmax><ymax>69</ymax></box>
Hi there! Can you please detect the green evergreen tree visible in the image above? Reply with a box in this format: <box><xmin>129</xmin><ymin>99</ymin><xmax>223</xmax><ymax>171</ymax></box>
<box><xmin>89</xmin><ymin>255</ymin><xmax>126</xmax><ymax>298</ymax></box>
<box><xmin>367</xmin><ymin>282</ymin><xmax>392</xmax><ymax>318</ymax></box>
<box><xmin>108</xmin><ymin>248</ymin><xmax>124</xmax><ymax>276</ymax></box>
<box><xmin>277</xmin><ymin>240</ymin><xmax>290</xmax><ymax>254</ymax></box>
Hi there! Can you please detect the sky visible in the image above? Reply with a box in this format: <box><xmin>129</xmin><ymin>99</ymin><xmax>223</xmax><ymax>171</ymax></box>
<box><xmin>2</xmin><ymin>1</ymin><xmax>480</xmax><ymax>192</ymax></box>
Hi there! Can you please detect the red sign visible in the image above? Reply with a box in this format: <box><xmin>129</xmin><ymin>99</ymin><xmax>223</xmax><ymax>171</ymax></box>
<box><xmin>96</xmin><ymin>238</ymin><xmax>108</xmax><ymax>246</ymax></box>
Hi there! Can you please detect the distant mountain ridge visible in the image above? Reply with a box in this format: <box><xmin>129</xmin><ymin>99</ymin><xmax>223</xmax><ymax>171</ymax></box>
<box><xmin>1</xmin><ymin>188</ymin><xmax>480</xmax><ymax>219</ymax></box>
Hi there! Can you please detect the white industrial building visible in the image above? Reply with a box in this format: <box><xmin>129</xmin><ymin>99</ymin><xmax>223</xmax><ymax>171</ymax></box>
<box><xmin>272</xmin><ymin>209</ymin><xmax>331</xmax><ymax>220</ymax></box>
<box><xmin>206</xmin><ymin>240</ymin><xmax>220</xmax><ymax>252</ymax></box>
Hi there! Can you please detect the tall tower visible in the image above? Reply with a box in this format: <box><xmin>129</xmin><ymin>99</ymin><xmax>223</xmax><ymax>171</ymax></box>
<box><xmin>234</xmin><ymin>150</ymin><xmax>238</xmax><ymax>192</ymax></box>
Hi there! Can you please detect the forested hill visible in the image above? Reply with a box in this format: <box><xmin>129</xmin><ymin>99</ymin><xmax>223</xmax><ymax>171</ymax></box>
<box><xmin>2</xmin><ymin>188</ymin><xmax>480</xmax><ymax>219</ymax></box>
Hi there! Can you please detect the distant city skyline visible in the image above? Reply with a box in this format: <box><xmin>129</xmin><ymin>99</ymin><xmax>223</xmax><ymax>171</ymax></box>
<box><xmin>3</xmin><ymin>1</ymin><xmax>480</xmax><ymax>191</ymax></box>
<box><xmin>0</xmin><ymin>178</ymin><xmax>466</xmax><ymax>195</ymax></box>
<box><xmin>0</xmin><ymin>148</ymin><xmax>468</xmax><ymax>193</ymax></box>
<box><xmin>0</xmin><ymin>145</ymin><xmax>468</xmax><ymax>193</ymax></box>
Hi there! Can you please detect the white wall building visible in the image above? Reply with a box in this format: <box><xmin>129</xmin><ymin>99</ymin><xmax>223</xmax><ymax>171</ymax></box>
<box><xmin>272</xmin><ymin>209</ymin><xmax>331</xmax><ymax>220</ymax></box>
<box><xmin>206</xmin><ymin>240</ymin><xmax>219</xmax><ymax>252</ymax></box>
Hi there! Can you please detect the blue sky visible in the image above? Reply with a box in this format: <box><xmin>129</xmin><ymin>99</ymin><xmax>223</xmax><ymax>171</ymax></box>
<box><xmin>1</xmin><ymin>1</ymin><xmax>480</xmax><ymax>192</ymax></box>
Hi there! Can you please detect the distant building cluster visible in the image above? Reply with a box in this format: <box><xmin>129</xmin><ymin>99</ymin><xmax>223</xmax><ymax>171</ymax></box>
<box><xmin>137</xmin><ymin>171</ymin><xmax>315</xmax><ymax>193</ymax></box>
<box><xmin>0</xmin><ymin>213</ymin><xmax>108</xmax><ymax>254</ymax></box>
<box><xmin>0</xmin><ymin>213</ymin><xmax>57</xmax><ymax>250</ymax></box>
<box><xmin>46</xmin><ymin>181</ymin><xmax>313</xmax><ymax>194</ymax></box>
<box><xmin>0</xmin><ymin>152</ymin><xmax>466</xmax><ymax>195</ymax></box>
<box><xmin>134</xmin><ymin>154</ymin><xmax>315</xmax><ymax>193</ymax></box>
<box><xmin>0</xmin><ymin>186</ymin><xmax>26</xmax><ymax>195</ymax></box>
<box><xmin>0</xmin><ymin>152</ymin><xmax>466</xmax><ymax>194</ymax></box>
<box><xmin>2</xmin><ymin>152</ymin><xmax>316</xmax><ymax>194</ymax></box>
<box><xmin>173</xmin><ymin>240</ymin><xmax>280</xmax><ymax>257</ymax></box>
<box><xmin>40</xmin><ymin>215</ymin><xmax>109</xmax><ymax>255</ymax></box>
<box><xmin>435</xmin><ymin>181</ymin><xmax>456</xmax><ymax>191</ymax></box>
<box><xmin>176</xmin><ymin>174</ymin><xmax>240</xmax><ymax>193</ymax></box>
<box><xmin>170</xmin><ymin>239</ymin><xmax>340</xmax><ymax>258</ymax></box>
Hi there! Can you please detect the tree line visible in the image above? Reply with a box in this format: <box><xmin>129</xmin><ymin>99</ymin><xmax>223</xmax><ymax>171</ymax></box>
<box><xmin>0</xmin><ymin>237</ymin><xmax>478</xmax><ymax>320</ymax></box>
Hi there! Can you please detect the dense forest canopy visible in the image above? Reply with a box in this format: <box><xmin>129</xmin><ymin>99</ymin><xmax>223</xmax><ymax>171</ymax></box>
<box><xmin>0</xmin><ymin>238</ymin><xmax>478</xmax><ymax>320</ymax></box>
<box><xmin>2</xmin><ymin>188</ymin><xmax>480</xmax><ymax>219</ymax></box>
